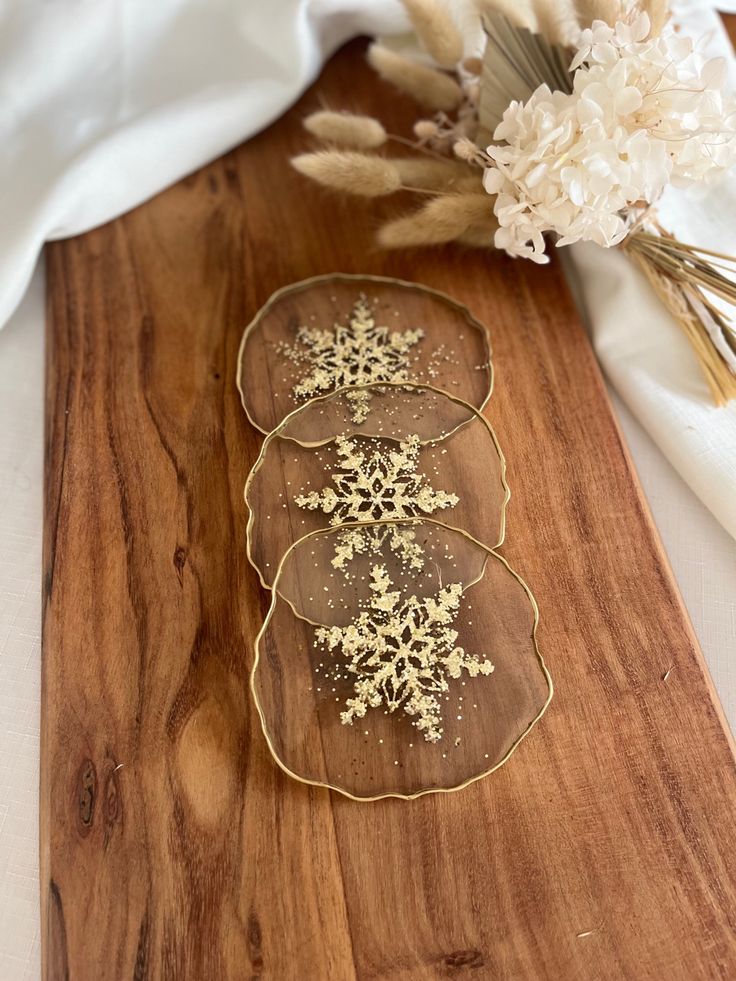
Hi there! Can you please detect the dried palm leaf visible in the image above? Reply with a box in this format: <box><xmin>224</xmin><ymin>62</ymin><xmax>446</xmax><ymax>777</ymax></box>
<box><xmin>478</xmin><ymin>11</ymin><xmax>574</xmax><ymax>137</ymax></box>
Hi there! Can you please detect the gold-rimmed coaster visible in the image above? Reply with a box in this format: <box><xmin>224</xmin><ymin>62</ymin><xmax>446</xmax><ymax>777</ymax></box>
<box><xmin>237</xmin><ymin>273</ymin><xmax>493</xmax><ymax>434</ymax></box>
<box><xmin>252</xmin><ymin>518</ymin><xmax>552</xmax><ymax>801</ymax></box>
<box><xmin>244</xmin><ymin>383</ymin><xmax>509</xmax><ymax>589</ymax></box>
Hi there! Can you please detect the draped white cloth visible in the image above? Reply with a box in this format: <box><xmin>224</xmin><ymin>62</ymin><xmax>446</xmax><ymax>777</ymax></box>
<box><xmin>0</xmin><ymin>0</ymin><xmax>734</xmax><ymax>535</ymax></box>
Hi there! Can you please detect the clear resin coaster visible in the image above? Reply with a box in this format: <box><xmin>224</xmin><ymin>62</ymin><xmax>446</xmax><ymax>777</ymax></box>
<box><xmin>237</xmin><ymin>274</ymin><xmax>493</xmax><ymax>434</ymax></box>
<box><xmin>252</xmin><ymin>519</ymin><xmax>552</xmax><ymax>800</ymax></box>
<box><xmin>244</xmin><ymin>383</ymin><xmax>509</xmax><ymax>589</ymax></box>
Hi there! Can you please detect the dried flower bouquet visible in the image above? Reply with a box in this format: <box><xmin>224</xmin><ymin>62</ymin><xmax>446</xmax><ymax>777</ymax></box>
<box><xmin>292</xmin><ymin>0</ymin><xmax>736</xmax><ymax>404</ymax></box>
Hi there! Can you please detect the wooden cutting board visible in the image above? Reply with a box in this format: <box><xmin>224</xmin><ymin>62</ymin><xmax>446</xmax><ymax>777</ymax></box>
<box><xmin>41</xmin><ymin>38</ymin><xmax>736</xmax><ymax>980</ymax></box>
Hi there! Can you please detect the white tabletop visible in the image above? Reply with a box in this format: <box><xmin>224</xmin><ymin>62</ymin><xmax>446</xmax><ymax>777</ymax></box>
<box><xmin>1</xmin><ymin>261</ymin><xmax>734</xmax><ymax>981</ymax></box>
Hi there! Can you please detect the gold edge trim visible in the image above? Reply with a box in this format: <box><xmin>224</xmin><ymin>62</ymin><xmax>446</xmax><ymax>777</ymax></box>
<box><xmin>235</xmin><ymin>272</ymin><xmax>495</xmax><ymax>435</ymax></box>
<box><xmin>242</xmin><ymin>381</ymin><xmax>511</xmax><ymax>592</ymax></box>
<box><xmin>250</xmin><ymin>516</ymin><xmax>553</xmax><ymax>803</ymax></box>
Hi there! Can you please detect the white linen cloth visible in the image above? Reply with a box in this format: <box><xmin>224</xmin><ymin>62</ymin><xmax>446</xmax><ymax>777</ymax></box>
<box><xmin>0</xmin><ymin>0</ymin><xmax>734</xmax><ymax>535</ymax></box>
<box><xmin>1</xmin><ymin>2</ymin><xmax>735</xmax><ymax>978</ymax></box>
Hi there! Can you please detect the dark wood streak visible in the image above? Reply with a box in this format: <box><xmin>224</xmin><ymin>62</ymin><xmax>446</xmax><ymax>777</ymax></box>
<box><xmin>133</xmin><ymin>905</ymin><xmax>150</xmax><ymax>981</ymax></box>
<box><xmin>47</xmin><ymin>881</ymin><xmax>70</xmax><ymax>981</ymax></box>
<box><xmin>76</xmin><ymin>759</ymin><xmax>96</xmax><ymax>836</ymax></box>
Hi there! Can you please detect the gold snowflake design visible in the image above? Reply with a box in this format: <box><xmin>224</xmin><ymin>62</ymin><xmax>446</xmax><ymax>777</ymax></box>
<box><xmin>294</xmin><ymin>434</ymin><xmax>459</xmax><ymax>525</ymax></box>
<box><xmin>278</xmin><ymin>296</ymin><xmax>423</xmax><ymax>420</ymax></box>
<box><xmin>315</xmin><ymin>564</ymin><xmax>494</xmax><ymax>743</ymax></box>
<box><xmin>331</xmin><ymin>525</ymin><xmax>425</xmax><ymax>574</ymax></box>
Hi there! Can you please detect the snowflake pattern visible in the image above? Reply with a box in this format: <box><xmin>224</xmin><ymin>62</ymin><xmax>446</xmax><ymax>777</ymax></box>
<box><xmin>278</xmin><ymin>296</ymin><xmax>424</xmax><ymax>421</ymax></box>
<box><xmin>331</xmin><ymin>525</ymin><xmax>425</xmax><ymax>574</ymax></box>
<box><xmin>315</xmin><ymin>564</ymin><xmax>494</xmax><ymax>743</ymax></box>
<box><xmin>294</xmin><ymin>434</ymin><xmax>458</xmax><ymax>526</ymax></box>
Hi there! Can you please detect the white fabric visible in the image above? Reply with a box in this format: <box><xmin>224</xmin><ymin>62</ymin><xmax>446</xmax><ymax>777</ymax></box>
<box><xmin>1</xmin><ymin>2</ymin><xmax>736</xmax><ymax>978</ymax></box>
<box><xmin>0</xmin><ymin>0</ymin><xmax>408</xmax><ymax>330</ymax></box>
<box><xmin>0</xmin><ymin>0</ymin><xmax>734</xmax><ymax>537</ymax></box>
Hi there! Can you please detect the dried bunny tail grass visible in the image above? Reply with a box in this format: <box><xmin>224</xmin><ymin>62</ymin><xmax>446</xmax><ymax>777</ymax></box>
<box><xmin>393</xmin><ymin>158</ymin><xmax>476</xmax><ymax>189</ymax></box>
<box><xmin>291</xmin><ymin>152</ymin><xmax>401</xmax><ymax>197</ymax></box>
<box><xmin>401</xmin><ymin>0</ymin><xmax>464</xmax><ymax>68</ymax></box>
<box><xmin>303</xmin><ymin>111</ymin><xmax>387</xmax><ymax>149</ymax></box>
<box><xmin>453</xmin><ymin>137</ymin><xmax>489</xmax><ymax>164</ymax></box>
<box><xmin>572</xmin><ymin>0</ymin><xmax>626</xmax><ymax>28</ymax></box>
<box><xmin>463</xmin><ymin>56</ymin><xmax>484</xmax><ymax>75</ymax></box>
<box><xmin>639</xmin><ymin>0</ymin><xmax>670</xmax><ymax>36</ymax></box>
<box><xmin>367</xmin><ymin>44</ymin><xmax>464</xmax><ymax>111</ymax></box>
<box><xmin>532</xmin><ymin>0</ymin><xmax>581</xmax><ymax>45</ymax></box>
<box><xmin>378</xmin><ymin>193</ymin><xmax>493</xmax><ymax>247</ymax></box>
<box><xmin>457</xmin><ymin>217</ymin><xmax>499</xmax><ymax>246</ymax></box>
<box><xmin>475</xmin><ymin>0</ymin><xmax>538</xmax><ymax>31</ymax></box>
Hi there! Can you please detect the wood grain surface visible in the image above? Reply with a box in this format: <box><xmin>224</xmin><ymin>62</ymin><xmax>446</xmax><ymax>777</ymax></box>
<box><xmin>42</xmin><ymin>38</ymin><xmax>736</xmax><ymax>981</ymax></box>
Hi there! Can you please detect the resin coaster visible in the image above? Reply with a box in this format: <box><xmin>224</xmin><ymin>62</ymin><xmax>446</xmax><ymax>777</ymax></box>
<box><xmin>252</xmin><ymin>519</ymin><xmax>552</xmax><ymax>800</ymax></box>
<box><xmin>237</xmin><ymin>274</ymin><xmax>493</xmax><ymax>434</ymax></box>
<box><xmin>244</xmin><ymin>383</ymin><xmax>509</xmax><ymax>589</ymax></box>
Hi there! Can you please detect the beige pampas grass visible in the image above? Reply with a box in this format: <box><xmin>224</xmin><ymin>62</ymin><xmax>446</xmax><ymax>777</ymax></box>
<box><xmin>393</xmin><ymin>158</ymin><xmax>476</xmax><ymax>190</ymax></box>
<box><xmin>378</xmin><ymin>194</ymin><xmax>493</xmax><ymax>247</ymax></box>
<box><xmin>572</xmin><ymin>0</ymin><xmax>625</xmax><ymax>28</ymax></box>
<box><xmin>640</xmin><ymin>0</ymin><xmax>670</xmax><ymax>36</ymax></box>
<box><xmin>463</xmin><ymin>56</ymin><xmax>484</xmax><ymax>76</ymax></box>
<box><xmin>401</xmin><ymin>0</ymin><xmax>464</xmax><ymax>68</ymax></box>
<box><xmin>533</xmin><ymin>0</ymin><xmax>581</xmax><ymax>46</ymax></box>
<box><xmin>291</xmin><ymin>152</ymin><xmax>401</xmax><ymax>197</ymax></box>
<box><xmin>303</xmin><ymin>111</ymin><xmax>387</xmax><ymax>149</ymax></box>
<box><xmin>367</xmin><ymin>44</ymin><xmax>463</xmax><ymax>111</ymax></box>
<box><xmin>457</xmin><ymin>218</ymin><xmax>499</xmax><ymax>246</ymax></box>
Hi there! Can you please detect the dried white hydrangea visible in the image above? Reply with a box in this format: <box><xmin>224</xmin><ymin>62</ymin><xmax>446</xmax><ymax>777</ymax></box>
<box><xmin>294</xmin><ymin>434</ymin><xmax>459</xmax><ymax>525</ymax></box>
<box><xmin>315</xmin><ymin>564</ymin><xmax>494</xmax><ymax>743</ymax></box>
<box><xmin>483</xmin><ymin>13</ymin><xmax>736</xmax><ymax>262</ymax></box>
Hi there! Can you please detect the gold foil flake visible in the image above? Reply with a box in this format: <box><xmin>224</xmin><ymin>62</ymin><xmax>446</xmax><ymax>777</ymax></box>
<box><xmin>277</xmin><ymin>295</ymin><xmax>423</xmax><ymax>420</ymax></box>
<box><xmin>315</xmin><ymin>564</ymin><xmax>494</xmax><ymax>743</ymax></box>
<box><xmin>294</xmin><ymin>434</ymin><xmax>459</xmax><ymax>525</ymax></box>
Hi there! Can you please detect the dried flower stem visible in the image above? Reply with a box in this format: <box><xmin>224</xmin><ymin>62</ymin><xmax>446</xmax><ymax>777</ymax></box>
<box><xmin>624</xmin><ymin>230</ymin><xmax>736</xmax><ymax>405</ymax></box>
<box><xmin>386</xmin><ymin>133</ymin><xmax>452</xmax><ymax>162</ymax></box>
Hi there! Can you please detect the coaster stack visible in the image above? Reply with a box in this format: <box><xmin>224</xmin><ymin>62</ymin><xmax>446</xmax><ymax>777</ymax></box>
<box><xmin>237</xmin><ymin>273</ymin><xmax>551</xmax><ymax>799</ymax></box>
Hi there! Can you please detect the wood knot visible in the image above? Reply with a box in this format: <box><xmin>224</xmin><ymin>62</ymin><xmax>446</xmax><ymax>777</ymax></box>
<box><xmin>76</xmin><ymin>759</ymin><xmax>97</xmax><ymax>835</ymax></box>
<box><xmin>173</xmin><ymin>545</ymin><xmax>187</xmax><ymax>584</ymax></box>
<box><xmin>441</xmin><ymin>949</ymin><xmax>485</xmax><ymax>973</ymax></box>
<box><xmin>175</xmin><ymin>694</ymin><xmax>239</xmax><ymax>829</ymax></box>
<box><xmin>247</xmin><ymin>909</ymin><xmax>264</xmax><ymax>973</ymax></box>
